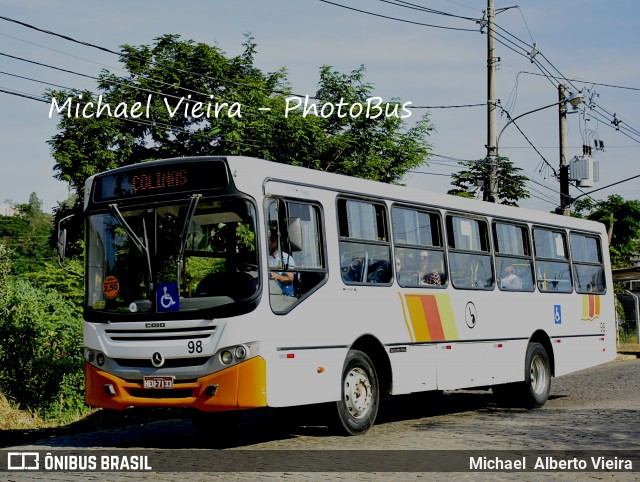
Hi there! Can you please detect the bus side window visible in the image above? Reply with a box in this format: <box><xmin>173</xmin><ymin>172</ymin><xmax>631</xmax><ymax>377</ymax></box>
<box><xmin>338</xmin><ymin>198</ymin><xmax>392</xmax><ymax>285</ymax></box>
<box><xmin>533</xmin><ymin>228</ymin><xmax>572</xmax><ymax>293</ymax></box>
<box><xmin>446</xmin><ymin>214</ymin><xmax>494</xmax><ymax>290</ymax></box>
<box><xmin>392</xmin><ymin>206</ymin><xmax>447</xmax><ymax>288</ymax></box>
<box><xmin>265</xmin><ymin>198</ymin><xmax>327</xmax><ymax>313</ymax></box>
<box><xmin>493</xmin><ymin>221</ymin><xmax>534</xmax><ymax>292</ymax></box>
<box><xmin>570</xmin><ymin>233</ymin><xmax>606</xmax><ymax>294</ymax></box>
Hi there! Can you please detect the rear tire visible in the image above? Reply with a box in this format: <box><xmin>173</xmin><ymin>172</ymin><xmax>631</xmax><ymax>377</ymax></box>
<box><xmin>334</xmin><ymin>350</ymin><xmax>379</xmax><ymax>435</ymax></box>
<box><xmin>493</xmin><ymin>342</ymin><xmax>551</xmax><ymax>409</ymax></box>
<box><xmin>523</xmin><ymin>342</ymin><xmax>551</xmax><ymax>408</ymax></box>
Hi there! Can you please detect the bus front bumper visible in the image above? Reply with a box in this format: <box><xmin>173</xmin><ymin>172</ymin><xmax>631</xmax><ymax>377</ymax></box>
<box><xmin>85</xmin><ymin>356</ymin><xmax>267</xmax><ymax>411</ymax></box>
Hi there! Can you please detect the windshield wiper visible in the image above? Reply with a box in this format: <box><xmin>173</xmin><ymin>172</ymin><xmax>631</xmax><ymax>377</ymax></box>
<box><xmin>109</xmin><ymin>203</ymin><xmax>154</xmax><ymax>292</ymax></box>
<box><xmin>177</xmin><ymin>194</ymin><xmax>202</xmax><ymax>293</ymax></box>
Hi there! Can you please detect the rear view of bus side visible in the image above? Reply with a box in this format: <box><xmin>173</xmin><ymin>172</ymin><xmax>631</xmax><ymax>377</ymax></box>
<box><xmin>75</xmin><ymin>156</ymin><xmax>615</xmax><ymax>435</ymax></box>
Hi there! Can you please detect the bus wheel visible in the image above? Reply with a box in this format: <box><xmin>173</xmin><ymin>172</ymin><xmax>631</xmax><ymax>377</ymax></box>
<box><xmin>493</xmin><ymin>342</ymin><xmax>551</xmax><ymax>408</ymax></box>
<box><xmin>334</xmin><ymin>350</ymin><xmax>379</xmax><ymax>436</ymax></box>
<box><xmin>524</xmin><ymin>342</ymin><xmax>551</xmax><ymax>408</ymax></box>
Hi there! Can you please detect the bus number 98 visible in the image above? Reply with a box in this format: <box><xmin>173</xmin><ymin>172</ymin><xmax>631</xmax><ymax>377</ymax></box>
<box><xmin>188</xmin><ymin>340</ymin><xmax>203</xmax><ymax>354</ymax></box>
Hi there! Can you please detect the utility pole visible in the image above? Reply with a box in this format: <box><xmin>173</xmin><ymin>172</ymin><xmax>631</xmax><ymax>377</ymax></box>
<box><xmin>485</xmin><ymin>0</ymin><xmax>498</xmax><ymax>203</ymax></box>
<box><xmin>558</xmin><ymin>84</ymin><xmax>570</xmax><ymax>216</ymax></box>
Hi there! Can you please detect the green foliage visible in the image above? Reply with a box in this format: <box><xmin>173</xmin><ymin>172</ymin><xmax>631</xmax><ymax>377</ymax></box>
<box><xmin>0</xmin><ymin>193</ymin><xmax>54</xmax><ymax>275</ymax></box>
<box><xmin>573</xmin><ymin>194</ymin><xmax>640</xmax><ymax>268</ymax></box>
<box><xmin>0</xmin><ymin>244</ymin><xmax>85</xmax><ymax>418</ymax></box>
<box><xmin>448</xmin><ymin>157</ymin><xmax>530</xmax><ymax>206</ymax></box>
<box><xmin>25</xmin><ymin>259</ymin><xmax>84</xmax><ymax>312</ymax></box>
<box><xmin>47</xmin><ymin>35</ymin><xmax>432</xmax><ymax>200</ymax></box>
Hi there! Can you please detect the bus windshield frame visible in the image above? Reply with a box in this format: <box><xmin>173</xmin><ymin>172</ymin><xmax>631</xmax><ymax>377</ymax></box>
<box><xmin>84</xmin><ymin>193</ymin><xmax>261</xmax><ymax>322</ymax></box>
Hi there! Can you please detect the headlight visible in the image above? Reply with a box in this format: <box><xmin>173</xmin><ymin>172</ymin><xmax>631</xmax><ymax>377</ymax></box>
<box><xmin>220</xmin><ymin>350</ymin><xmax>233</xmax><ymax>365</ymax></box>
<box><xmin>86</xmin><ymin>350</ymin><xmax>95</xmax><ymax>363</ymax></box>
<box><xmin>96</xmin><ymin>353</ymin><xmax>105</xmax><ymax>366</ymax></box>
<box><xmin>234</xmin><ymin>345</ymin><xmax>248</xmax><ymax>360</ymax></box>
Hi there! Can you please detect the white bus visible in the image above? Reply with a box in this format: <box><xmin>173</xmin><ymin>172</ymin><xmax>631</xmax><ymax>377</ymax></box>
<box><xmin>69</xmin><ymin>156</ymin><xmax>615</xmax><ymax>435</ymax></box>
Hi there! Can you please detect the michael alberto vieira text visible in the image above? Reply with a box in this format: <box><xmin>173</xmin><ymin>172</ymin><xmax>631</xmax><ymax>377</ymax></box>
<box><xmin>48</xmin><ymin>94</ymin><xmax>413</xmax><ymax>120</ymax></box>
<box><xmin>470</xmin><ymin>456</ymin><xmax>634</xmax><ymax>471</ymax></box>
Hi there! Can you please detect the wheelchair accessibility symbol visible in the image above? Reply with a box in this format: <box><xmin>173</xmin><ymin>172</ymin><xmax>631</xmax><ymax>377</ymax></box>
<box><xmin>554</xmin><ymin>304</ymin><xmax>562</xmax><ymax>324</ymax></box>
<box><xmin>157</xmin><ymin>282</ymin><xmax>180</xmax><ymax>312</ymax></box>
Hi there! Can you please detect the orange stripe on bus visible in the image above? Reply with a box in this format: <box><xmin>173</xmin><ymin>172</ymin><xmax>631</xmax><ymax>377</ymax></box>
<box><xmin>421</xmin><ymin>295</ymin><xmax>445</xmax><ymax>341</ymax></box>
<box><xmin>588</xmin><ymin>294</ymin><xmax>595</xmax><ymax>319</ymax></box>
<box><xmin>403</xmin><ymin>293</ymin><xmax>458</xmax><ymax>342</ymax></box>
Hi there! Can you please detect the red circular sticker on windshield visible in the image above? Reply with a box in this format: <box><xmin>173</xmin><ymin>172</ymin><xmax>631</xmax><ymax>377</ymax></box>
<box><xmin>103</xmin><ymin>275</ymin><xmax>120</xmax><ymax>299</ymax></box>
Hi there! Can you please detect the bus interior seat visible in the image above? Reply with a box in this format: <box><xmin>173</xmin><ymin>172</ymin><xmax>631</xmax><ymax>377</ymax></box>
<box><xmin>367</xmin><ymin>260</ymin><xmax>391</xmax><ymax>283</ymax></box>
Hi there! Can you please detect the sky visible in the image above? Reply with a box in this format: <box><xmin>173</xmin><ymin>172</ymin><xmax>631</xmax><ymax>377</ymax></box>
<box><xmin>1</xmin><ymin>0</ymin><xmax>639</xmax><ymax>214</ymax></box>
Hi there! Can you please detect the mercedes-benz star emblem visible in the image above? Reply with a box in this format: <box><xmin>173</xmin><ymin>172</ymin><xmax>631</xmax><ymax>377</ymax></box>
<box><xmin>151</xmin><ymin>352</ymin><xmax>164</xmax><ymax>367</ymax></box>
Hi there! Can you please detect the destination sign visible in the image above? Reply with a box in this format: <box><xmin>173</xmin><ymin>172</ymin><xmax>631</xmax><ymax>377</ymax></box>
<box><xmin>93</xmin><ymin>159</ymin><xmax>228</xmax><ymax>202</ymax></box>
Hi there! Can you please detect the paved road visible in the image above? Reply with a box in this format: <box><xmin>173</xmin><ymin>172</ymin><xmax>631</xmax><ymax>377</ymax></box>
<box><xmin>4</xmin><ymin>356</ymin><xmax>639</xmax><ymax>481</ymax></box>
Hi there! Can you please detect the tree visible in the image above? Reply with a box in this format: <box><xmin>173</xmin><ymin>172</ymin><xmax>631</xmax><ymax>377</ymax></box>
<box><xmin>0</xmin><ymin>193</ymin><xmax>53</xmax><ymax>275</ymax></box>
<box><xmin>48</xmin><ymin>35</ymin><xmax>432</xmax><ymax>198</ymax></box>
<box><xmin>448</xmin><ymin>157</ymin><xmax>530</xmax><ymax>206</ymax></box>
<box><xmin>573</xmin><ymin>195</ymin><xmax>640</xmax><ymax>268</ymax></box>
<box><xmin>0</xmin><ymin>243</ymin><xmax>84</xmax><ymax>417</ymax></box>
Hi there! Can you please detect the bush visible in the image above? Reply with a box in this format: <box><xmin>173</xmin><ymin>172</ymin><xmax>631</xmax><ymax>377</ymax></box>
<box><xmin>0</xmin><ymin>275</ymin><xmax>85</xmax><ymax>419</ymax></box>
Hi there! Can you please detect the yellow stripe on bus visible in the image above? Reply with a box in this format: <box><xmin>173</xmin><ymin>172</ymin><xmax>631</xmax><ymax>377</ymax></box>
<box><xmin>433</xmin><ymin>293</ymin><xmax>458</xmax><ymax>340</ymax></box>
<box><xmin>405</xmin><ymin>294</ymin><xmax>431</xmax><ymax>342</ymax></box>
<box><xmin>581</xmin><ymin>294</ymin><xmax>601</xmax><ymax>321</ymax></box>
<box><xmin>398</xmin><ymin>292</ymin><xmax>415</xmax><ymax>342</ymax></box>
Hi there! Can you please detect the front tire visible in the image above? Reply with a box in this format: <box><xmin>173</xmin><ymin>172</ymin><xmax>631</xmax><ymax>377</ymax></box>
<box><xmin>334</xmin><ymin>350</ymin><xmax>379</xmax><ymax>435</ymax></box>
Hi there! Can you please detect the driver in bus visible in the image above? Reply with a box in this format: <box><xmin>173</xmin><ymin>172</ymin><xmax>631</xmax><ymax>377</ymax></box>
<box><xmin>268</xmin><ymin>234</ymin><xmax>296</xmax><ymax>297</ymax></box>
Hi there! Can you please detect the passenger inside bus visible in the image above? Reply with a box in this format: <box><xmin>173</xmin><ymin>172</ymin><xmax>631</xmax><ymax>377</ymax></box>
<box><xmin>500</xmin><ymin>263</ymin><xmax>523</xmax><ymax>290</ymax></box>
<box><xmin>418</xmin><ymin>250</ymin><xmax>443</xmax><ymax>285</ymax></box>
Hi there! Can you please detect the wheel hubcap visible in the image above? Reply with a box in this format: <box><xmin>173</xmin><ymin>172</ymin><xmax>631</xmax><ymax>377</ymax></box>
<box><xmin>530</xmin><ymin>354</ymin><xmax>548</xmax><ymax>396</ymax></box>
<box><xmin>343</xmin><ymin>367</ymin><xmax>372</xmax><ymax>419</ymax></box>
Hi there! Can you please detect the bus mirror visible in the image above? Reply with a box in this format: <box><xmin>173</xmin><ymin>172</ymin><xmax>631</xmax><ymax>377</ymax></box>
<box><xmin>57</xmin><ymin>228</ymin><xmax>67</xmax><ymax>263</ymax></box>
<box><xmin>56</xmin><ymin>213</ymin><xmax>75</xmax><ymax>267</ymax></box>
<box><xmin>287</xmin><ymin>217</ymin><xmax>303</xmax><ymax>252</ymax></box>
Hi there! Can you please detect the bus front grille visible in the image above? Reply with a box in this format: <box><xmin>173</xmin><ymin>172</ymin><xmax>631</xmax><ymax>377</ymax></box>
<box><xmin>113</xmin><ymin>357</ymin><xmax>210</xmax><ymax>369</ymax></box>
<box><xmin>128</xmin><ymin>388</ymin><xmax>194</xmax><ymax>399</ymax></box>
<box><xmin>105</xmin><ymin>326</ymin><xmax>216</xmax><ymax>342</ymax></box>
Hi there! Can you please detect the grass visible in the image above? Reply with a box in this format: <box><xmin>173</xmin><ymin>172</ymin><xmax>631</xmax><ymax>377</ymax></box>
<box><xmin>0</xmin><ymin>392</ymin><xmax>190</xmax><ymax>448</ymax></box>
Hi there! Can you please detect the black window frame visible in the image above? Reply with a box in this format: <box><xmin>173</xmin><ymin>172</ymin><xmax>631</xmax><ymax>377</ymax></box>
<box><xmin>532</xmin><ymin>227</ymin><xmax>573</xmax><ymax>293</ymax></box>
<box><xmin>337</xmin><ymin>197</ymin><xmax>393</xmax><ymax>286</ymax></box>
<box><xmin>264</xmin><ymin>196</ymin><xmax>328</xmax><ymax>313</ymax></box>
<box><xmin>492</xmin><ymin>220</ymin><xmax>535</xmax><ymax>292</ymax></box>
<box><xmin>445</xmin><ymin>213</ymin><xmax>494</xmax><ymax>291</ymax></box>
<box><xmin>391</xmin><ymin>204</ymin><xmax>447</xmax><ymax>288</ymax></box>
<box><xmin>570</xmin><ymin>231</ymin><xmax>606</xmax><ymax>294</ymax></box>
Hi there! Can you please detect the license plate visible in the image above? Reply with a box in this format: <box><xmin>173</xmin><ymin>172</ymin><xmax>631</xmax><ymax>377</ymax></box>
<box><xmin>143</xmin><ymin>376</ymin><xmax>174</xmax><ymax>389</ymax></box>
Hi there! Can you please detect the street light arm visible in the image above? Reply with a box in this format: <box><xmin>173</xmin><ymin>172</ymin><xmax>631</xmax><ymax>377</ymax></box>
<box><xmin>496</xmin><ymin>100</ymin><xmax>563</xmax><ymax>153</ymax></box>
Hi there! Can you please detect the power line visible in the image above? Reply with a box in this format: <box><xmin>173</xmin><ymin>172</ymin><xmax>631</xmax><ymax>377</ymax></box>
<box><xmin>0</xmin><ymin>15</ymin><xmax>313</xmax><ymax>100</ymax></box>
<box><xmin>409</xmin><ymin>103</ymin><xmax>485</xmax><ymax>109</ymax></box>
<box><xmin>0</xmin><ymin>15</ymin><xmax>120</xmax><ymax>55</ymax></box>
<box><xmin>317</xmin><ymin>0</ymin><xmax>478</xmax><ymax>31</ymax></box>
<box><xmin>519</xmin><ymin>70</ymin><xmax>640</xmax><ymax>92</ymax></box>
<box><xmin>376</xmin><ymin>0</ymin><xmax>478</xmax><ymax>21</ymax></box>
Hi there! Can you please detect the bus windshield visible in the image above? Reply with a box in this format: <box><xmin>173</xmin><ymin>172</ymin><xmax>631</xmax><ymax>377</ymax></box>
<box><xmin>86</xmin><ymin>197</ymin><xmax>259</xmax><ymax>316</ymax></box>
